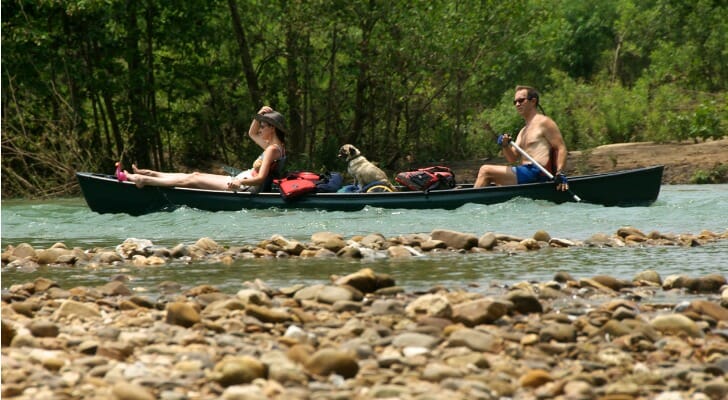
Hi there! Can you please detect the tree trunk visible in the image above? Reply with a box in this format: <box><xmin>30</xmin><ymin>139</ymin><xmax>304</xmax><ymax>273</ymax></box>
<box><xmin>228</xmin><ymin>0</ymin><xmax>261</xmax><ymax>107</ymax></box>
<box><xmin>126</xmin><ymin>0</ymin><xmax>151</xmax><ymax>167</ymax></box>
<box><xmin>285</xmin><ymin>3</ymin><xmax>303</xmax><ymax>156</ymax></box>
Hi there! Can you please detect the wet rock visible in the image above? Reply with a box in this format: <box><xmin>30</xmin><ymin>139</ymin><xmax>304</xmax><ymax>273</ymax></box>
<box><xmin>633</xmin><ymin>270</ymin><xmax>662</xmax><ymax>285</ymax></box>
<box><xmin>533</xmin><ymin>230</ymin><xmax>551</xmax><ymax>242</ymax></box>
<box><xmin>478</xmin><ymin>232</ymin><xmax>497</xmax><ymax>250</ymax></box>
<box><xmin>334</xmin><ymin>268</ymin><xmax>378</xmax><ymax>293</ymax></box>
<box><xmin>165</xmin><ymin>302</ymin><xmax>201</xmax><ymax>328</ymax></box>
<box><xmin>312</xmin><ymin>231</ymin><xmax>346</xmax><ymax>252</ymax></box>
<box><xmin>431</xmin><ymin>229</ymin><xmax>478</xmax><ymax>250</ymax></box>
<box><xmin>387</xmin><ymin>245</ymin><xmax>413</xmax><ymax>258</ymax></box>
<box><xmin>194</xmin><ymin>237</ymin><xmax>224</xmax><ymax>253</ymax></box>
<box><xmin>554</xmin><ymin>271</ymin><xmax>575</xmax><ymax>282</ymax></box>
<box><xmin>11</xmin><ymin>243</ymin><xmax>36</xmax><ymax>259</ymax></box>
<box><xmin>33</xmin><ymin>277</ymin><xmax>58</xmax><ymax>293</ymax></box>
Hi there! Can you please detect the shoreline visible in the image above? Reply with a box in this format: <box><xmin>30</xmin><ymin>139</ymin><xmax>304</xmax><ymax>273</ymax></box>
<box><xmin>4</xmin><ymin>227</ymin><xmax>728</xmax><ymax>271</ymax></box>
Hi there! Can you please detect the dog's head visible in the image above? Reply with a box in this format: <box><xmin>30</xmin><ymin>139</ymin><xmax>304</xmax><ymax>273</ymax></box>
<box><xmin>337</xmin><ymin>144</ymin><xmax>362</xmax><ymax>162</ymax></box>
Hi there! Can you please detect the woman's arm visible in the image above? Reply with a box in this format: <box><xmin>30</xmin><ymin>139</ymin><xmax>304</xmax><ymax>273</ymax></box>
<box><xmin>228</xmin><ymin>144</ymin><xmax>281</xmax><ymax>190</ymax></box>
<box><xmin>248</xmin><ymin>106</ymin><xmax>274</xmax><ymax>146</ymax></box>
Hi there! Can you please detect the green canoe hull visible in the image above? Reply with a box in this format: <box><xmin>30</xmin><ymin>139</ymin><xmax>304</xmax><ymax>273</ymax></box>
<box><xmin>77</xmin><ymin>165</ymin><xmax>664</xmax><ymax>216</ymax></box>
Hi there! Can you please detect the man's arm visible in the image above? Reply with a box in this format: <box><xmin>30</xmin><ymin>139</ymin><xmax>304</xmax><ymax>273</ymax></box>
<box><xmin>543</xmin><ymin>119</ymin><xmax>567</xmax><ymax>173</ymax></box>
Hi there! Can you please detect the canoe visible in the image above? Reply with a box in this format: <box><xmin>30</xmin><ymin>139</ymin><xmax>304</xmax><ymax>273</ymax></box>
<box><xmin>76</xmin><ymin>165</ymin><xmax>664</xmax><ymax>215</ymax></box>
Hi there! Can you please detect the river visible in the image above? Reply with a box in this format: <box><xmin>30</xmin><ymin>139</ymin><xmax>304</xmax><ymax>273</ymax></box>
<box><xmin>2</xmin><ymin>184</ymin><xmax>726</xmax><ymax>295</ymax></box>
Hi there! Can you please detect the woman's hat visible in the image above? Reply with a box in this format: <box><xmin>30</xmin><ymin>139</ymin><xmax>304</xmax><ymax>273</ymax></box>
<box><xmin>255</xmin><ymin>111</ymin><xmax>287</xmax><ymax>134</ymax></box>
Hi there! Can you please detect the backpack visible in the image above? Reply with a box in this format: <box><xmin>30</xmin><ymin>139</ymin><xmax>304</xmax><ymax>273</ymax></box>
<box><xmin>395</xmin><ymin>166</ymin><xmax>456</xmax><ymax>192</ymax></box>
<box><xmin>273</xmin><ymin>171</ymin><xmax>344</xmax><ymax>199</ymax></box>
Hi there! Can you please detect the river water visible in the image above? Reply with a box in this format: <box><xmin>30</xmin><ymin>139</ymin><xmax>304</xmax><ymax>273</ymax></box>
<box><xmin>2</xmin><ymin>185</ymin><xmax>727</xmax><ymax>296</ymax></box>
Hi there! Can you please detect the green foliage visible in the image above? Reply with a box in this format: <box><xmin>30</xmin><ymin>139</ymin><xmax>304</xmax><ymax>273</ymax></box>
<box><xmin>2</xmin><ymin>0</ymin><xmax>727</xmax><ymax>197</ymax></box>
<box><xmin>691</xmin><ymin>164</ymin><xmax>728</xmax><ymax>184</ymax></box>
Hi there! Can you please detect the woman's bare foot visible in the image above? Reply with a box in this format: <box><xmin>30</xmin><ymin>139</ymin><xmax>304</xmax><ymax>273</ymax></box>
<box><xmin>125</xmin><ymin>172</ymin><xmax>146</xmax><ymax>188</ymax></box>
<box><xmin>131</xmin><ymin>164</ymin><xmax>154</xmax><ymax>176</ymax></box>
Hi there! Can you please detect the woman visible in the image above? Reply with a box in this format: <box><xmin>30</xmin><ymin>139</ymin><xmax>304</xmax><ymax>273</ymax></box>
<box><xmin>125</xmin><ymin>106</ymin><xmax>287</xmax><ymax>193</ymax></box>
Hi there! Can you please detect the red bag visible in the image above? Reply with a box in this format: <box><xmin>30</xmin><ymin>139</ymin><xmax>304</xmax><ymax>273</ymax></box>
<box><xmin>274</xmin><ymin>171</ymin><xmax>321</xmax><ymax>199</ymax></box>
<box><xmin>395</xmin><ymin>166</ymin><xmax>456</xmax><ymax>192</ymax></box>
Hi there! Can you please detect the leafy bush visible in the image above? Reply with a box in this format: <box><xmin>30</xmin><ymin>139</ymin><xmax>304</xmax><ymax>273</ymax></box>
<box><xmin>691</xmin><ymin>164</ymin><xmax>728</xmax><ymax>184</ymax></box>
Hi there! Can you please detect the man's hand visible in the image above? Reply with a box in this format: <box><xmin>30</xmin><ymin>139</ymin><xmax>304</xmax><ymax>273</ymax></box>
<box><xmin>554</xmin><ymin>172</ymin><xmax>569</xmax><ymax>192</ymax></box>
<box><xmin>497</xmin><ymin>134</ymin><xmax>511</xmax><ymax>147</ymax></box>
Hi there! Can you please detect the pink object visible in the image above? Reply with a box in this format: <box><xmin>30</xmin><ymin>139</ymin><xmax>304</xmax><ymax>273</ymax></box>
<box><xmin>115</xmin><ymin>162</ymin><xmax>127</xmax><ymax>181</ymax></box>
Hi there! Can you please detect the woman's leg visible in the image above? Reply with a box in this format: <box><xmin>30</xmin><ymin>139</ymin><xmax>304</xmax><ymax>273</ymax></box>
<box><xmin>126</xmin><ymin>171</ymin><xmax>231</xmax><ymax>190</ymax></box>
<box><xmin>131</xmin><ymin>164</ymin><xmax>188</xmax><ymax>178</ymax></box>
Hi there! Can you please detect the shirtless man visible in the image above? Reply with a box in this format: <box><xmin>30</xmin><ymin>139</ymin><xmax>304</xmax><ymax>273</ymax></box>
<box><xmin>474</xmin><ymin>85</ymin><xmax>569</xmax><ymax>191</ymax></box>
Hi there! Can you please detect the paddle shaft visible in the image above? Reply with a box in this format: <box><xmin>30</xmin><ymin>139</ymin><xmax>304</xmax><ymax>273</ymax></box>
<box><xmin>509</xmin><ymin>141</ymin><xmax>582</xmax><ymax>202</ymax></box>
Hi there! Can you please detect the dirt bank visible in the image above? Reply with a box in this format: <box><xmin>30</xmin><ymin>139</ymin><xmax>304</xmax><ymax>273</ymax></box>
<box><xmin>449</xmin><ymin>138</ymin><xmax>728</xmax><ymax>184</ymax></box>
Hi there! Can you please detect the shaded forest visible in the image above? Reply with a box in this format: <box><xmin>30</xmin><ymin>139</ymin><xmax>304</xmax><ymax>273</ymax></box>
<box><xmin>2</xmin><ymin>0</ymin><xmax>726</xmax><ymax>198</ymax></box>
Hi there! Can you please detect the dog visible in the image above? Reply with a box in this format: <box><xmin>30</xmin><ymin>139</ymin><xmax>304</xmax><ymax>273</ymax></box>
<box><xmin>337</xmin><ymin>144</ymin><xmax>395</xmax><ymax>192</ymax></box>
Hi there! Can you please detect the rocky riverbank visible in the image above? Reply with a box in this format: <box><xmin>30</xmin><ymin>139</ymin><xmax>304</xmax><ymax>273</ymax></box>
<box><xmin>2</xmin><ymin>228</ymin><xmax>728</xmax><ymax>399</ymax></box>
<box><xmin>3</xmin><ymin>227</ymin><xmax>728</xmax><ymax>269</ymax></box>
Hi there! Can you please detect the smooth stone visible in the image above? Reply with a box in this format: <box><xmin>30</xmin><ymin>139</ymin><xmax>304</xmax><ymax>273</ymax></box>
<box><xmin>111</xmin><ymin>381</ymin><xmax>155</xmax><ymax>400</ymax></box>
<box><xmin>447</xmin><ymin>328</ymin><xmax>501</xmax><ymax>352</ymax></box>
<box><xmin>53</xmin><ymin>299</ymin><xmax>101</xmax><ymax>319</ymax></box>
<box><xmin>506</xmin><ymin>289</ymin><xmax>543</xmax><ymax>314</ymax></box>
<box><xmin>685</xmin><ymin>300</ymin><xmax>728</xmax><ymax>321</ymax></box>
<box><xmin>478</xmin><ymin>232</ymin><xmax>497</xmax><ymax>250</ymax></box>
<box><xmin>633</xmin><ymin>269</ymin><xmax>662</xmax><ymax>285</ymax></box>
<box><xmin>392</xmin><ymin>332</ymin><xmax>440</xmax><ymax>349</ymax></box>
<box><xmin>533</xmin><ymin>230</ymin><xmax>551</xmax><ymax>242</ymax></box>
<box><xmin>405</xmin><ymin>293</ymin><xmax>452</xmax><ymax>319</ymax></box>
<box><xmin>214</xmin><ymin>356</ymin><xmax>266</xmax><ymax>387</ymax></box>
<box><xmin>317</xmin><ymin>285</ymin><xmax>356</xmax><ymax>304</ymax></box>
<box><xmin>165</xmin><ymin>302</ymin><xmax>201</xmax><ymax>328</ymax></box>
<box><xmin>27</xmin><ymin>320</ymin><xmax>59</xmax><ymax>338</ymax></box>
<box><xmin>245</xmin><ymin>304</ymin><xmax>293</xmax><ymax>323</ymax></box>
<box><xmin>650</xmin><ymin>313</ymin><xmax>704</xmax><ymax>338</ymax></box>
<box><xmin>539</xmin><ymin>323</ymin><xmax>577</xmax><ymax>342</ymax></box>
<box><xmin>305</xmin><ymin>348</ymin><xmax>359</xmax><ymax>378</ymax></box>
<box><xmin>422</xmin><ymin>362</ymin><xmax>463</xmax><ymax>381</ymax></box>
<box><xmin>519</xmin><ymin>369</ymin><xmax>553</xmax><ymax>388</ymax></box>
<box><xmin>431</xmin><ymin>229</ymin><xmax>478</xmax><ymax>250</ymax></box>
<box><xmin>452</xmin><ymin>298</ymin><xmax>510</xmax><ymax>326</ymax></box>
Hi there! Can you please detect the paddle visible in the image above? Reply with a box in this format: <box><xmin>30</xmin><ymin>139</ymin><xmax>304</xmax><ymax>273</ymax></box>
<box><xmin>508</xmin><ymin>141</ymin><xmax>582</xmax><ymax>202</ymax></box>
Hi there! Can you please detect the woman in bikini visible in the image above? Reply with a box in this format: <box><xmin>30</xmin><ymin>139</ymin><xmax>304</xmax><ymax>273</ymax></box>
<box><xmin>125</xmin><ymin>106</ymin><xmax>287</xmax><ymax>193</ymax></box>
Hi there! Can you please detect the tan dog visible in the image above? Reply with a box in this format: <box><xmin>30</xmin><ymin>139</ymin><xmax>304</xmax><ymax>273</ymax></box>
<box><xmin>337</xmin><ymin>144</ymin><xmax>395</xmax><ymax>191</ymax></box>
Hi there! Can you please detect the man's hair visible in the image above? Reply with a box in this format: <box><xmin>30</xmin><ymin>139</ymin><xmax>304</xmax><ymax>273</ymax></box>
<box><xmin>515</xmin><ymin>85</ymin><xmax>540</xmax><ymax>105</ymax></box>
